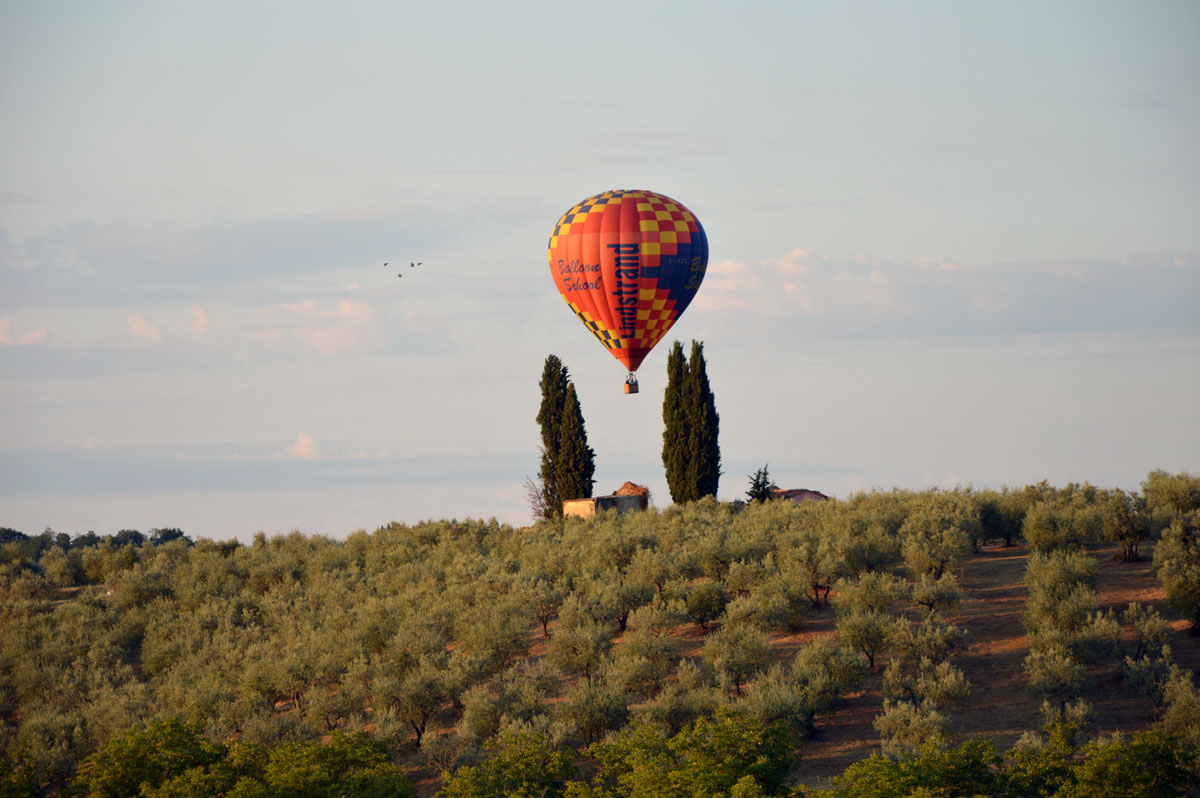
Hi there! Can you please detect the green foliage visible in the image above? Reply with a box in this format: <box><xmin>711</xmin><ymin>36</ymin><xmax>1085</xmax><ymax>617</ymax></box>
<box><xmin>662</xmin><ymin>340</ymin><xmax>721</xmax><ymax>503</ymax></box>
<box><xmin>1024</xmin><ymin>639</ymin><xmax>1087</xmax><ymax>710</ymax></box>
<box><xmin>746</xmin><ymin>465</ymin><xmax>778</xmax><ymax>504</ymax></box>
<box><xmin>812</xmin><ymin>739</ymin><xmax>1001</xmax><ymax>798</ymax></box>
<box><xmin>1022</xmin><ymin>488</ymin><xmax>1105</xmax><ymax>553</ymax></box>
<box><xmin>82</xmin><ymin>725</ymin><xmax>413</xmax><ymax>798</ymax></box>
<box><xmin>977</xmin><ymin>488</ymin><xmax>1026</xmax><ymax>547</ymax></box>
<box><xmin>1005</xmin><ymin>716</ymin><xmax>1083</xmax><ymax>798</ymax></box>
<box><xmin>547</xmin><ymin>618</ymin><xmax>613</xmax><ymax>682</ymax></box>
<box><xmin>262</xmin><ymin>731</ymin><xmax>413</xmax><ymax>797</ymax></box>
<box><xmin>149</xmin><ymin>528</ymin><xmax>190</xmax><ymax>546</ymax></box>
<box><xmin>910</xmin><ymin>572</ymin><xmax>961</xmax><ymax>616</ymax></box>
<box><xmin>1055</xmin><ymin>730</ymin><xmax>1200</xmax><ymax>798</ymax></box>
<box><xmin>556</xmin><ymin>383</ymin><xmax>596</xmax><ymax>504</ymax></box>
<box><xmin>661</xmin><ymin>342</ymin><xmax>689</xmax><ymax>506</ymax></box>
<box><xmin>1121</xmin><ymin>602</ymin><xmax>1174</xmax><ymax>660</ymax></box>
<box><xmin>79</xmin><ymin>719</ymin><xmax>222</xmax><ymax>798</ymax></box>
<box><xmin>687</xmin><ymin>340</ymin><xmax>721</xmax><ymax>500</ymax></box>
<box><xmin>791</xmin><ymin>637</ymin><xmax>867</xmax><ymax>735</ymax></box>
<box><xmin>1141</xmin><ymin>470</ymin><xmax>1200</xmax><ymax>532</ymax></box>
<box><xmin>897</xmin><ymin>493</ymin><xmax>975</xmax><ymax>578</ymax></box>
<box><xmin>1122</xmin><ymin>647</ymin><xmax>1175</xmax><ymax>707</ymax></box>
<box><xmin>778</xmin><ymin>517</ymin><xmax>844</xmax><ymax>609</ymax></box>
<box><xmin>1153</xmin><ymin>515</ymin><xmax>1200</xmax><ymax>630</ymax></box>
<box><xmin>455</xmin><ymin>597</ymin><xmax>532</xmax><ymax>676</ymax></box>
<box><xmin>537</xmin><ymin>354</ymin><xmax>571</xmax><ymax>518</ymax></box>
<box><xmin>382</xmin><ymin>662</ymin><xmax>451</xmax><ymax>746</ymax></box>
<box><xmin>725</xmin><ymin>575</ymin><xmax>808</xmax><ymax>632</ymax></box>
<box><xmin>685</xmin><ymin>581</ymin><xmax>728</xmax><ymax>630</ymax></box>
<box><xmin>5</xmin><ymin>472</ymin><xmax>1198</xmax><ymax>797</ymax></box>
<box><xmin>582</xmin><ymin>712</ymin><xmax>796</xmax><ymax>797</ymax></box>
<box><xmin>835</xmin><ymin>609</ymin><xmax>893</xmax><ymax>671</ymax></box>
<box><xmin>882</xmin><ymin>610</ymin><xmax>972</xmax><ymax>711</ymax></box>
<box><xmin>702</xmin><ymin>622</ymin><xmax>771</xmax><ymax>695</ymax></box>
<box><xmin>1070</xmin><ymin>609</ymin><xmax>1122</xmax><ymax>665</ymax></box>
<box><xmin>1102</xmin><ymin>489</ymin><xmax>1152</xmax><ymax>562</ymax></box>
<box><xmin>1024</xmin><ymin>549</ymin><xmax>1098</xmax><ymax>635</ymax></box>
<box><xmin>554</xmin><ymin>680</ymin><xmax>630</xmax><ymax>746</ymax></box>
<box><xmin>606</xmin><ymin>623</ymin><xmax>678</xmax><ymax>698</ymax></box>
<box><xmin>39</xmin><ymin>546</ymin><xmax>81</xmax><ymax>587</ymax></box>
<box><xmin>1159</xmin><ymin>670</ymin><xmax>1200</xmax><ymax>745</ymax></box>
<box><xmin>438</xmin><ymin>731</ymin><xmax>575</xmax><ymax>797</ymax></box>
<box><xmin>739</xmin><ymin>636</ymin><xmax>865</xmax><ymax>740</ymax></box>
<box><xmin>872</xmin><ymin>700</ymin><xmax>949</xmax><ymax>757</ymax></box>
<box><xmin>833</xmin><ymin>571</ymin><xmax>907</xmax><ymax>614</ymax></box>
<box><xmin>526</xmin><ymin>577</ymin><xmax>569</xmax><ymax>638</ymax></box>
<box><xmin>889</xmin><ymin>615</ymin><xmax>968</xmax><ymax>666</ymax></box>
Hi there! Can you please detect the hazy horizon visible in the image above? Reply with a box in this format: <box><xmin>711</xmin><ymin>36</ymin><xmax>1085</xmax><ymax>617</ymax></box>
<box><xmin>3</xmin><ymin>2</ymin><xmax>1197</xmax><ymax>541</ymax></box>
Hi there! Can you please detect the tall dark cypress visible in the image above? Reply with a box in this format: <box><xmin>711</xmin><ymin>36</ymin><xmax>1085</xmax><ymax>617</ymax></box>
<box><xmin>536</xmin><ymin>355</ymin><xmax>570</xmax><ymax>516</ymax></box>
<box><xmin>556</xmin><ymin>382</ymin><xmax>595</xmax><ymax>503</ymax></box>
<box><xmin>687</xmin><ymin>340</ymin><xmax>721</xmax><ymax>498</ymax></box>
<box><xmin>662</xmin><ymin>341</ymin><xmax>689</xmax><ymax>503</ymax></box>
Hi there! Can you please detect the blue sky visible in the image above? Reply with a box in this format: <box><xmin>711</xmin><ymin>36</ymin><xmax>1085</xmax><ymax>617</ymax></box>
<box><xmin>2</xmin><ymin>1</ymin><xmax>1197</xmax><ymax>540</ymax></box>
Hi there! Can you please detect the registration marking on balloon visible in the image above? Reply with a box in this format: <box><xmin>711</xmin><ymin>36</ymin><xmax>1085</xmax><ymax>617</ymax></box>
<box><xmin>547</xmin><ymin>189</ymin><xmax>708</xmax><ymax>378</ymax></box>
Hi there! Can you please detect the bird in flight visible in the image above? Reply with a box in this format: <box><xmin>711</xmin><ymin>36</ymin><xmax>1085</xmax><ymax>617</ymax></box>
<box><xmin>386</xmin><ymin>261</ymin><xmax>425</xmax><ymax>277</ymax></box>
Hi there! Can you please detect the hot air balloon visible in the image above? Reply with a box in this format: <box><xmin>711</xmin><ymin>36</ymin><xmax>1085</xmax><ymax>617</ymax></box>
<box><xmin>547</xmin><ymin>189</ymin><xmax>708</xmax><ymax>393</ymax></box>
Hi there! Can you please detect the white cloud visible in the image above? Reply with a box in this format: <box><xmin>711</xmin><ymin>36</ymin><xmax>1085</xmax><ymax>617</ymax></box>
<box><xmin>256</xmin><ymin>297</ymin><xmax>378</xmax><ymax>355</ymax></box>
<box><xmin>688</xmin><ymin>248</ymin><xmax>1200</xmax><ymax>340</ymax></box>
<box><xmin>285</xmin><ymin>431</ymin><xmax>319</xmax><ymax>460</ymax></box>
<box><xmin>124</xmin><ymin>311</ymin><xmax>160</xmax><ymax>342</ymax></box>
<box><xmin>191</xmin><ymin>306</ymin><xmax>210</xmax><ymax>334</ymax></box>
<box><xmin>0</xmin><ymin>318</ymin><xmax>48</xmax><ymax>346</ymax></box>
<box><xmin>913</xmin><ymin>256</ymin><xmax>967</xmax><ymax>272</ymax></box>
<box><xmin>768</xmin><ymin>248</ymin><xmax>829</xmax><ymax>274</ymax></box>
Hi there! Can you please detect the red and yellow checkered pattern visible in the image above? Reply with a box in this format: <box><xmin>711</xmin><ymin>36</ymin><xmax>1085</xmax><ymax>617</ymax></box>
<box><xmin>634</xmin><ymin>286</ymin><xmax>674</xmax><ymax>348</ymax></box>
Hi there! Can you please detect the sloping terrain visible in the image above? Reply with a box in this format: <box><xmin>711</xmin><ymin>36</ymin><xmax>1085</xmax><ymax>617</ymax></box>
<box><xmin>789</xmin><ymin>539</ymin><xmax>1197</xmax><ymax>787</ymax></box>
<box><xmin>404</xmin><ymin>539</ymin><xmax>1195</xmax><ymax>794</ymax></box>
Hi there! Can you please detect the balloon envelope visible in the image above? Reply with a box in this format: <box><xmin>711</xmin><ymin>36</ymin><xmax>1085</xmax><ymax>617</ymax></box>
<box><xmin>547</xmin><ymin>189</ymin><xmax>708</xmax><ymax>374</ymax></box>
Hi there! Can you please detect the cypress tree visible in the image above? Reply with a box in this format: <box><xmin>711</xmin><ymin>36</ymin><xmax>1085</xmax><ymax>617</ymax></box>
<box><xmin>536</xmin><ymin>355</ymin><xmax>570</xmax><ymax>516</ymax></box>
<box><xmin>687</xmin><ymin>340</ymin><xmax>721</xmax><ymax>498</ymax></box>
<box><xmin>556</xmin><ymin>383</ymin><xmax>595</xmax><ymax>503</ymax></box>
<box><xmin>662</xmin><ymin>341</ymin><xmax>689</xmax><ymax>503</ymax></box>
<box><xmin>663</xmin><ymin>340</ymin><xmax>721</xmax><ymax>503</ymax></box>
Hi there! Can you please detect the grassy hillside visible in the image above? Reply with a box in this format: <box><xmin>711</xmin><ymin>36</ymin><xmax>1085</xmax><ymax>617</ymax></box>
<box><xmin>2</xmin><ymin>475</ymin><xmax>1198</xmax><ymax>796</ymax></box>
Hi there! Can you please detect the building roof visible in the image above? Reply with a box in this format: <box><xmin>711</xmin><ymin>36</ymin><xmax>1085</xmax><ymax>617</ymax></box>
<box><xmin>771</xmin><ymin>488</ymin><xmax>829</xmax><ymax>503</ymax></box>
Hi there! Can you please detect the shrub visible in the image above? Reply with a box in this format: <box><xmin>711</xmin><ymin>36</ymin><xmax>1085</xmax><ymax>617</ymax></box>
<box><xmin>1153</xmin><ymin>516</ymin><xmax>1200</xmax><ymax>632</ymax></box>
<box><xmin>437</xmin><ymin>731</ymin><xmax>574</xmax><ymax>798</ymax></box>
<box><xmin>685</xmin><ymin>582</ymin><xmax>728</xmax><ymax>630</ymax></box>
<box><xmin>702</xmin><ymin>622</ymin><xmax>771</xmax><ymax>696</ymax></box>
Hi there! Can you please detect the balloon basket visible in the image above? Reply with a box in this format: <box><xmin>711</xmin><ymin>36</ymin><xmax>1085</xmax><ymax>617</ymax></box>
<box><xmin>623</xmin><ymin>374</ymin><xmax>639</xmax><ymax>394</ymax></box>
